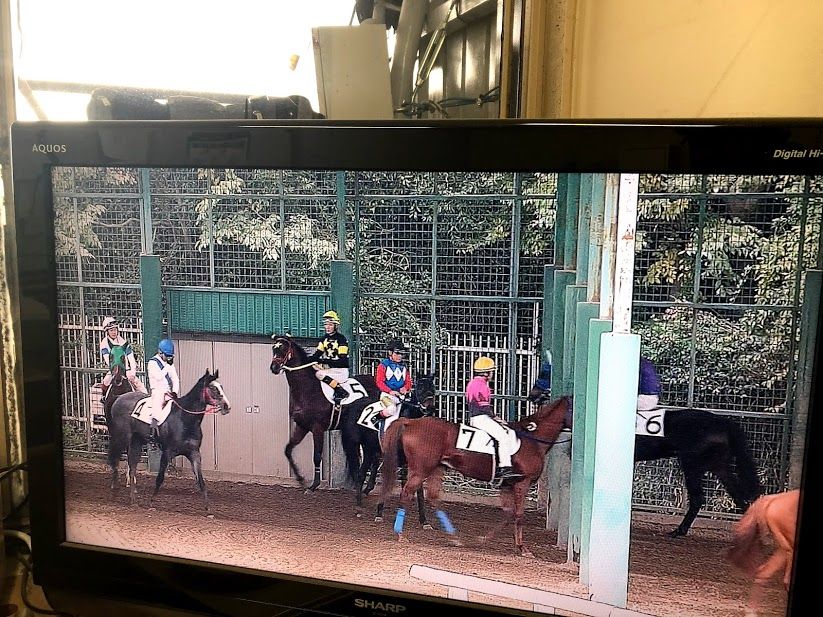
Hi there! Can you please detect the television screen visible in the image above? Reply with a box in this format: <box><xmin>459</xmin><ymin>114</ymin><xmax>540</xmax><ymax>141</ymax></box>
<box><xmin>10</xmin><ymin>121</ymin><xmax>820</xmax><ymax>617</ymax></box>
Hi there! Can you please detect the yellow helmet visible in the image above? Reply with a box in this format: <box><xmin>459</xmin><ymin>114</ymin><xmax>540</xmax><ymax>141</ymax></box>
<box><xmin>473</xmin><ymin>356</ymin><xmax>496</xmax><ymax>373</ymax></box>
<box><xmin>322</xmin><ymin>310</ymin><xmax>341</xmax><ymax>325</ymax></box>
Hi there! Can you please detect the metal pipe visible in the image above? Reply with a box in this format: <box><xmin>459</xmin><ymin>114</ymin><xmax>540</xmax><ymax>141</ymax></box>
<box><xmin>390</xmin><ymin>0</ymin><xmax>429</xmax><ymax>110</ymax></box>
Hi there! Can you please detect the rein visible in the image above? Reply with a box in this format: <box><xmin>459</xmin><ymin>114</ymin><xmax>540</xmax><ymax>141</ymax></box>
<box><xmin>170</xmin><ymin>390</ymin><xmax>220</xmax><ymax>415</ymax></box>
<box><xmin>280</xmin><ymin>361</ymin><xmax>317</xmax><ymax>372</ymax></box>
<box><xmin>513</xmin><ymin>428</ymin><xmax>571</xmax><ymax>446</ymax></box>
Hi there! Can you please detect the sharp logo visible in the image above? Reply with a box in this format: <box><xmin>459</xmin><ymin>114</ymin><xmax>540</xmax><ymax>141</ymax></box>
<box><xmin>32</xmin><ymin>144</ymin><xmax>67</xmax><ymax>153</ymax></box>
<box><xmin>354</xmin><ymin>599</ymin><xmax>407</xmax><ymax>613</ymax></box>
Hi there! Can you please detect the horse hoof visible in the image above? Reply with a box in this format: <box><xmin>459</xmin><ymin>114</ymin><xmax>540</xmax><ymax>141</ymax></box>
<box><xmin>520</xmin><ymin>550</ymin><xmax>535</xmax><ymax>559</ymax></box>
<box><xmin>668</xmin><ymin>529</ymin><xmax>686</xmax><ymax>538</ymax></box>
<box><xmin>449</xmin><ymin>538</ymin><xmax>464</xmax><ymax>547</ymax></box>
<box><xmin>207</xmin><ymin>514</ymin><xmax>215</xmax><ymax>519</ymax></box>
<box><xmin>375</xmin><ymin>516</ymin><xmax>383</xmax><ymax>523</ymax></box>
<box><xmin>422</xmin><ymin>524</ymin><xmax>433</xmax><ymax>531</ymax></box>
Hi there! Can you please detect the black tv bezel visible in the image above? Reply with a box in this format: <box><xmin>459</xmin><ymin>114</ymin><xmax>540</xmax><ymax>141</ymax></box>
<box><xmin>10</xmin><ymin>119</ymin><xmax>822</xmax><ymax>617</ymax></box>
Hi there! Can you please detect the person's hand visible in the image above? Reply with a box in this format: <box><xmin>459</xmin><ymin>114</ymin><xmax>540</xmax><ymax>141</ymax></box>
<box><xmin>127</xmin><ymin>370</ymin><xmax>136</xmax><ymax>379</ymax></box>
<box><xmin>399</xmin><ymin>387</ymin><xmax>409</xmax><ymax>395</ymax></box>
<box><xmin>390</xmin><ymin>390</ymin><xmax>400</xmax><ymax>397</ymax></box>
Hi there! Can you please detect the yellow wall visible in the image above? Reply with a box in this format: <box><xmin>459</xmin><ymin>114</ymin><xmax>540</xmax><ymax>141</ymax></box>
<box><xmin>570</xmin><ymin>0</ymin><xmax>823</xmax><ymax>118</ymax></box>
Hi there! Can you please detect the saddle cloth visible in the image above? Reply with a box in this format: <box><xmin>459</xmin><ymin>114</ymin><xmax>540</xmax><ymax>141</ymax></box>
<box><xmin>131</xmin><ymin>397</ymin><xmax>173</xmax><ymax>426</ymax></box>
<box><xmin>356</xmin><ymin>402</ymin><xmax>383</xmax><ymax>432</ymax></box>
<box><xmin>454</xmin><ymin>422</ymin><xmax>522</xmax><ymax>456</ymax></box>
<box><xmin>319</xmin><ymin>378</ymin><xmax>369</xmax><ymax>406</ymax></box>
<box><xmin>635</xmin><ymin>407</ymin><xmax>666</xmax><ymax>437</ymax></box>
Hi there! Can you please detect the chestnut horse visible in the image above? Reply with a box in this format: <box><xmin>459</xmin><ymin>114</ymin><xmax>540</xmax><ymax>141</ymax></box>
<box><xmin>727</xmin><ymin>489</ymin><xmax>800</xmax><ymax>617</ymax></box>
<box><xmin>378</xmin><ymin>396</ymin><xmax>571</xmax><ymax>557</ymax></box>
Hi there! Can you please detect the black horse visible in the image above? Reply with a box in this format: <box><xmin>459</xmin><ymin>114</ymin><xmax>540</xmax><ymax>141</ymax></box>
<box><xmin>270</xmin><ymin>335</ymin><xmax>381</xmax><ymax>491</ymax></box>
<box><xmin>528</xmin><ymin>377</ymin><xmax>762</xmax><ymax>537</ymax></box>
<box><xmin>108</xmin><ymin>369</ymin><xmax>231</xmax><ymax>511</ymax></box>
<box><xmin>340</xmin><ymin>373</ymin><xmax>437</xmax><ymax>519</ymax></box>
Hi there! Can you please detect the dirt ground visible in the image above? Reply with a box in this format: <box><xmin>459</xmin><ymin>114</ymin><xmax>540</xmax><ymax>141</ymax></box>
<box><xmin>63</xmin><ymin>460</ymin><xmax>787</xmax><ymax>617</ymax></box>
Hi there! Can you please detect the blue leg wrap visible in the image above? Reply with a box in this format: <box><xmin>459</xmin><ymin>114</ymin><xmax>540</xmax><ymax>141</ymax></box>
<box><xmin>393</xmin><ymin>508</ymin><xmax>406</xmax><ymax>534</ymax></box>
<box><xmin>435</xmin><ymin>509</ymin><xmax>456</xmax><ymax>535</ymax></box>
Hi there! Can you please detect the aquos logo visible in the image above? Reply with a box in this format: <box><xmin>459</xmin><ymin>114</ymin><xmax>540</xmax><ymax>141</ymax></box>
<box><xmin>32</xmin><ymin>144</ymin><xmax>67</xmax><ymax>153</ymax></box>
<box><xmin>354</xmin><ymin>599</ymin><xmax>407</xmax><ymax>613</ymax></box>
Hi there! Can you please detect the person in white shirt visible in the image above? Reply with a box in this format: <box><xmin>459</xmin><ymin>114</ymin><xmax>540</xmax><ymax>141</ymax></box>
<box><xmin>147</xmin><ymin>338</ymin><xmax>180</xmax><ymax>437</ymax></box>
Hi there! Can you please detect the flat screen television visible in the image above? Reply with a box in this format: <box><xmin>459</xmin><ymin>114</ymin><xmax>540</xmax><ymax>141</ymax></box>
<box><xmin>9</xmin><ymin>120</ymin><xmax>821</xmax><ymax>617</ymax></box>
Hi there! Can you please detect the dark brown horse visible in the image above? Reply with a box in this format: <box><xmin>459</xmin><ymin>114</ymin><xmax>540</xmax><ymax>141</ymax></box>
<box><xmin>270</xmin><ymin>335</ymin><xmax>381</xmax><ymax>491</ymax></box>
<box><xmin>378</xmin><ymin>396</ymin><xmax>571</xmax><ymax>557</ymax></box>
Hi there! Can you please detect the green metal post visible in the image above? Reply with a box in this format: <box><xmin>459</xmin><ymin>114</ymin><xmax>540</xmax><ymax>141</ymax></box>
<box><xmin>575</xmin><ymin>174</ymin><xmax>592</xmax><ymax>285</ymax></box>
<box><xmin>331</xmin><ymin>260</ymin><xmax>355</xmax><ymax>371</ymax></box>
<box><xmin>336</xmin><ymin>171</ymin><xmax>347</xmax><ymax>260</ymax></box>
<box><xmin>589</xmin><ymin>332</ymin><xmax>640</xmax><ymax>607</ymax></box>
<box><xmin>564</xmin><ymin>174</ymin><xmax>581</xmax><ymax>269</ymax></box>
<box><xmin>141</xmin><ymin>255</ymin><xmax>163</xmax><ymax>368</ymax></box>
<box><xmin>579</xmin><ymin>317</ymin><xmax>613</xmax><ymax>584</ymax></box>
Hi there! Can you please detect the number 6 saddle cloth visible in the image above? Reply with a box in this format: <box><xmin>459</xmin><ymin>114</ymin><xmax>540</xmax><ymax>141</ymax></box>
<box><xmin>635</xmin><ymin>408</ymin><xmax>667</xmax><ymax>437</ymax></box>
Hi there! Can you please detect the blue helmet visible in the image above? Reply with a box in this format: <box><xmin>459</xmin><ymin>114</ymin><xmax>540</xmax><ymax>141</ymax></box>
<box><xmin>158</xmin><ymin>339</ymin><xmax>175</xmax><ymax>356</ymax></box>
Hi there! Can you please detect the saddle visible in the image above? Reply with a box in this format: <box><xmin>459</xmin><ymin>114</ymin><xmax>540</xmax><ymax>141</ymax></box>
<box><xmin>131</xmin><ymin>396</ymin><xmax>174</xmax><ymax>426</ymax></box>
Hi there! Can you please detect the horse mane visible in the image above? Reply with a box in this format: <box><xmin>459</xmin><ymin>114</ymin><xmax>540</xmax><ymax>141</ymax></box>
<box><xmin>272</xmin><ymin>335</ymin><xmax>310</xmax><ymax>362</ymax></box>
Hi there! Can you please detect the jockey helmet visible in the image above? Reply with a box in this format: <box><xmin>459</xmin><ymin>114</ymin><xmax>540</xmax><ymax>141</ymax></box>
<box><xmin>473</xmin><ymin>356</ymin><xmax>496</xmax><ymax>374</ymax></box>
<box><xmin>158</xmin><ymin>339</ymin><xmax>175</xmax><ymax>356</ymax></box>
<box><xmin>387</xmin><ymin>339</ymin><xmax>407</xmax><ymax>353</ymax></box>
<box><xmin>322</xmin><ymin>310</ymin><xmax>341</xmax><ymax>325</ymax></box>
<box><xmin>102</xmin><ymin>316</ymin><xmax>119</xmax><ymax>330</ymax></box>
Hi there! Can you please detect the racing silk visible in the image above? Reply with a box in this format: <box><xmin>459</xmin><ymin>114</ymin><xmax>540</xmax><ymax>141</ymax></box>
<box><xmin>639</xmin><ymin>357</ymin><xmax>662</xmax><ymax>396</ymax></box>
<box><xmin>309</xmin><ymin>331</ymin><xmax>350</xmax><ymax>369</ymax></box>
<box><xmin>148</xmin><ymin>353</ymin><xmax>180</xmax><ymax>397</ymax></box>
<box><xmin>465</xmin><ymin>376</ymin><xmax>492</xmax><ymax>417</ymax></box>
<box><xmin>376</xmin><ymin>358</ymin><xmax>412</xmax><ymax>393</ymax></box>
<box><xmin>99</xmin><ymin>334</ymin><xmax>137</xmax><ymax>372</ymax></box>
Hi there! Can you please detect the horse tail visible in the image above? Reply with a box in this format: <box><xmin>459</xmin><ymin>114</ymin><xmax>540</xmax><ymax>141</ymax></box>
<box><xmin>727</xmin><ymin>419</ymin><xmax>763</xmax><ymax>502</ymax></box>
<box><xmin>340</xmin><ymin>411</ymin><xmax>363</xmax><ymax>487</ymax></box>
<box><xmin>727</xmin><ymin>495</ymin><xmax>768</xmax><ymax>575</ymax></box>
<box><xmin>378</xmin><ymin>420</ymin><xmax>405</xmax><ymax>504</ymax></box>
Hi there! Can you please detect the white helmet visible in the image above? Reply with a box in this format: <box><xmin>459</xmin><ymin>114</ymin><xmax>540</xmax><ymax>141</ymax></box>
<box><xmin>102</xmin><ymin>316</ymin><xmax>119</xmax><ymax>330</ymax></box>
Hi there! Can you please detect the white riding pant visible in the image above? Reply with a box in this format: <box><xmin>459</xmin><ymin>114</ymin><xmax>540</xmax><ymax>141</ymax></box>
<box><xmin>469</xmin><ymin>414</ymin><xmax>515</xmax><ymax>467</ymax></box>
<box><xmin>637</xmin><ymin>394</ymin><xmax>660</xmax><ymax>411</ymax></box>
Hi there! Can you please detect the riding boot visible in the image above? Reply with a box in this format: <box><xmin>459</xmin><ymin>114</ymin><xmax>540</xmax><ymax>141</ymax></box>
<box><xmin>150</xmin><ymin>418</ymin><xmax>159</xmax><ymax>442</ymax></box>
<box><xmin>333</xmin><ymin>385</ymin><xmax>348</xmax><ymax>404</ymax></box>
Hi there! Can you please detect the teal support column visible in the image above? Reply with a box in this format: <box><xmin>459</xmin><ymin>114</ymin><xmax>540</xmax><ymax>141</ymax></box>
<box><xmin>542</xmin><ymin>266</ymin><xmax>558</xmax><ymax>360</ymax></box>
<box><xmin>579</xmin><ymin>317</ymin><xmax>613</xmax><ymax>585</ymax></box>
<box><xmin>564</xmin><ymin>175</ymin><xmax>581</xmax><ymax>269</ymax></box>
<box><xmin>141</xmin><ymin>255</ymin><xmax>163</xmax><ymax>368</ymax></box>
<box><xmin>555</xmin><ymin>175</ymin><xmax>568</xmax><ymax>265</ymax></box>
<box><xmin>551</xmin><ymin>271</ymin><xmax>576</xmax><ymax>397</ymax></box>
<box><xmin>563</xmin><ymin>284</ymin><xmax>586</xmax><ymax>561</ymax></box>
<box><xmin>575</xmin><ymin>175</ymin><xmax>593</xmax><ymax>284</ymax></box>
<box><xmin>331</xmin><ymin>260</ymin><xmax>355</xmax><ymax>370</ymax></box>
<box><xmin>589</xmin><ymin>332</ymin><xmax>640</xmax><ymax>608</ymax></box>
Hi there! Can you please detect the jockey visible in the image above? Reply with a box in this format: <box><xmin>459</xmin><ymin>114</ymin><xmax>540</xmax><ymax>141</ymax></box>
<box><xmin>147</xmin><ymin>339</ymin><xmax>180</xmax><ymax>437</ymax></box>
<box><xmin>466</xmin><ymin>356</ymin><xmax>521</xmax><ymax>481</ymax></box>
<box><xmin>310</xmin><ymin>310</ymin><xmax>350</xmax><ymax>404</ymax></box>
<box><xmin>638</xmin><ymin>356</ymin><xmax>662</xmax><ymax>410</ymax></box>
<box><xmin>99</xmin><ymin>316</ymin><xmax>146</xmax><ymax>395</ymax></box>
<box><xmin>373</xmin><ymin>339</ymin><xmax>412</xmax><ymax>428</ymax></box>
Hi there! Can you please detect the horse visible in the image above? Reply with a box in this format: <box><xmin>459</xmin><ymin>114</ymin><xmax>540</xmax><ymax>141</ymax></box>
<box><xmin>102</xmin><ymin>350</ymin><xmax>134</xmax><ymax>426</ymax></box>
<box><xmin>270</xmin><ymin>335</ymin><xmax>381</xmax><ymax>491</ymax></box>
<box><xmin>727</xmin><ymin>489</ymin><xmax>800</xmax><ymax>617</ymax></box>
<box><xmin>378</xmin><ymin>396</ymin><xmax>571</xmax><ymax>557</ymax></box>
<box><xmin>107</xmin><ymin>369</ymin><xmax>231</xmax><ymax>511</ymax></box>
<box><xmin>339</xmin><ymin>373</ymin><xmax>437</xmax><ymax>522</ymax></box>
<box><xmin>528</xmin><ymin>378</ymin><xmax>763</xmax><ymax>537</ymax></box>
